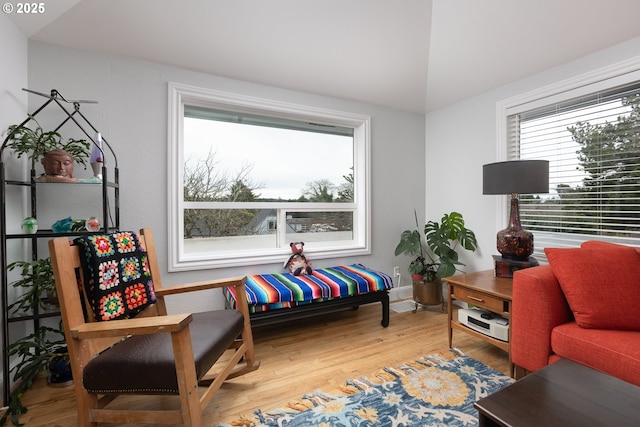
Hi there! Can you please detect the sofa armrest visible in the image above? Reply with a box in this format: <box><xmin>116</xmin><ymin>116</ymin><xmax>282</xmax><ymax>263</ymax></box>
<box><xmin>511</xmin><ymin>265</ymin><xmax>573</xmax><ymax>373</ymax></box>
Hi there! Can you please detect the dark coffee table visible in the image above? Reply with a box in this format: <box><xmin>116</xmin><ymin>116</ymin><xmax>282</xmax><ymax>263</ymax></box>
<box><xmin>475</xmin><ymin>358</ymin><xmax>640</xmax><ymax>427</ymax></box>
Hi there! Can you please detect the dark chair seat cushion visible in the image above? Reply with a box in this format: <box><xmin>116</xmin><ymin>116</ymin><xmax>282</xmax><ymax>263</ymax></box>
<box><xmin>83</xmin><ymin>310</ymin><xmax>244</xmax><ymax>393</ymax></box>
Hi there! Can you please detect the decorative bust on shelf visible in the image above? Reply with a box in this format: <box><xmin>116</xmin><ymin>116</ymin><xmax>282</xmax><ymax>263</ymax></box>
<box><xmin>38</xmin><ymin>149</ymin><xmax>77</xmax><ymax>182</ymax></box>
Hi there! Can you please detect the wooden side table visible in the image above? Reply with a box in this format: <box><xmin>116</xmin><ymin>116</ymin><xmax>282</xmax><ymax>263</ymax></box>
<box><xmin>443</xmin><ymin>270</ymin><xmax>513</xmax><ymax>375</ymax></box>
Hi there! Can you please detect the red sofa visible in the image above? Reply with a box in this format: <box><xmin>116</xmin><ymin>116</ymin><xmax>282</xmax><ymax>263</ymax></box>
<box><xmin>511</xmin><ymin>240</ymin><xmax>640</xmax><ymax>386</ymax></box>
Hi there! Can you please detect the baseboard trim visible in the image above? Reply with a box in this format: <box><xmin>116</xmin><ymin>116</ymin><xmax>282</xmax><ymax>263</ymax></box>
<box><xmin>389</xmin><ymin>283</ymin><xmax>450</xmax><ymax>303</ymax></box>
<box><xmin>389</xmin><ymin>285</ymin><xmax>412</xmax><ymax>301</ymax></box>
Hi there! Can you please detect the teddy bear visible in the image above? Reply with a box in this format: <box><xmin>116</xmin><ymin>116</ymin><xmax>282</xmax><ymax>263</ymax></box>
<box><xmin>284</xmin><ymin>241</ymin><xmax>312</xmax><ymax>276</ymax></box>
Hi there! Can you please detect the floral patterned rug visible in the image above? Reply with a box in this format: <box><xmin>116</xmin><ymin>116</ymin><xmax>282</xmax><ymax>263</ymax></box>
<box><xmin>221</xmin><ymin>348</ymin><xmax>514</xmax><ymax>427</ymax></box>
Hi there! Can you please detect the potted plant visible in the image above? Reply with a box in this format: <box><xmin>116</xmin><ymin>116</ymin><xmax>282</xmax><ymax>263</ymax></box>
<box><xmin>395</xmin><ymin>211</ymin><xmax>478</xmax><ymax>308</ymax></box>
<box><xmin>0</xmin><ymin>325</ymin><xmax>68</xmax><ymax>426</ymax></box>
<box><xmin>1</xmin><ymin>259</ymin><xmax>71</xmax><ymax>426</ymax></box>
<box><xmin>4</xmin><ymin>119</ymin><xmax>90</xmax><ymax>178</ymax></box>
<box><xmin>7</xmin><ymin>258</ymin><xmax>58</xmax><ymax>314</ymax></box>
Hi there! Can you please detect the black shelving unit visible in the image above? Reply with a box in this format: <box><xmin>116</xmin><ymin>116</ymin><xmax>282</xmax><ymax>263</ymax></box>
<box><xmin>0</xmin><ymin>89</ymin><xmax>119</xmax><ymax>405</ymax></box>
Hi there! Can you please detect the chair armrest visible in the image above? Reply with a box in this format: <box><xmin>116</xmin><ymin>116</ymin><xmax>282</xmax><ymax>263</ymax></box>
<box><xmin>511</xmin><ymin>265</ymin><xmax>573</xmax><ymax>373</ymax></box>
<box><xmin>154</xmin><ymin>276</ymin><xmax>252</xmax><ymax>324</ymax></box>
<box><xmin>70</xmin><ymin>313</ymin><xmax>192</xmax><ymax>340</ymax></box>
<box><xmin>155</xmin><ymin>276</ymin><xmax>246</xmax><ymax>296</ymax></box>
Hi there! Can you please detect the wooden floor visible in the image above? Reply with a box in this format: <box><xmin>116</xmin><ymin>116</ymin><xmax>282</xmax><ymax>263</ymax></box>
<box><xmin>12</xmin><ymin>301</ymin><xmax>509</xmax><ymax>426</ymax></box>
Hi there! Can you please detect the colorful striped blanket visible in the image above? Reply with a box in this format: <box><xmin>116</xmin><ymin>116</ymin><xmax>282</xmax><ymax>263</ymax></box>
<box><xmin>224</xmin><ymin>264</ymin><xmax>392</xmax><ymax>312</ymax></box>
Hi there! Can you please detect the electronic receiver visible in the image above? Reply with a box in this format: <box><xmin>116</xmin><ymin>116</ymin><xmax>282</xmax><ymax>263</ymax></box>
<box><xmin>457</xmin><ymin>308</ymin><xmax>509</xmax><ymax>342</ymax></box>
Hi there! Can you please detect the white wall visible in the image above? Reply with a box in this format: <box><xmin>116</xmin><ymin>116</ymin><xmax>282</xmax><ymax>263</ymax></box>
<box><xmin>24</xmin><ymin>33</ymin><xmax>640</xmax><ymax>315</ymax></box>
<box><xmin>0</xmin><ymin>17</ymin><xmax>27</xmax><ymax>127</ymax></box>
<box><xmin>425</xmin><ymin>36</ymin><xmax>640</xmax><ymax>274</ymax></box>
<box><xmin>26</xmin><ymin>42</ymin><xmax>426</xmax><ymax>312</ymax></box>
<box><xmin>0</xmin><ymin>12</ymin><xmax>28</xmax><ymax>391</ymax></box>
<box><xmin>0</xmin><ymin>15</ymin><xmax>28</xmax><ymax>188</ymax></box>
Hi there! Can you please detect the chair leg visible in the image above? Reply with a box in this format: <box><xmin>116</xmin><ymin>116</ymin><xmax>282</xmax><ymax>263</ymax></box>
<box><xmin>240</xmin><ymin>321</ymin><xmax>257</xmax><ymax>368</ymax></box>
<box><xmin>71</xmin><ymin>376</ymin><xmax>99</xmax><ymax>427</ymax></box>
<box><xmin>171</xmin><ymin>328</ymin><xmax>203</xmax><ymax>427</ymax></box>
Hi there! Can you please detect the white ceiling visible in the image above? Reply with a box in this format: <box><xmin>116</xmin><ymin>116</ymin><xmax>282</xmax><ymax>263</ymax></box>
<box><xmin>8</xmin><ymin>0</ymin><xmax>640</xmax><ymax>113</ymax></box>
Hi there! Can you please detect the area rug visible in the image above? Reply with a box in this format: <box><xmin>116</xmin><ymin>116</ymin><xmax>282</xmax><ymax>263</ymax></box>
<box><xmin>221</xmin><ymin>348</ymin><xmax>514</xmax><ymax>427</ymax></box>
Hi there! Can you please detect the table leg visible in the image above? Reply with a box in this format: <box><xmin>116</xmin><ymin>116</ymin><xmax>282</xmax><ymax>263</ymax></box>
<box><xmin>447</xmin><ymin>282</ymin><xmax>453</xmax><ymax>348</ymax></box>
<box><xmin>478</xmin><ymin>413</ymin><xmax>502</xmax><ymax>427</ymax></box>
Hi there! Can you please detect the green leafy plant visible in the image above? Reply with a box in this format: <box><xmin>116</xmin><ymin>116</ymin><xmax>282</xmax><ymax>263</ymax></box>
<box><xmin>0</xmin><ymin>325</ymin><xmax>67</xmax><ymax>426</ymax></box>
<box><xmin>7</xmin><ymin>259</ymin><xmax>57</xmax><ymax>315</ymax></box>
<box><xmin>395</xmin><ymin>211</ymin><xmax>478</xmax><ymax>280</ymax></box>
<box><xmin>5</xmin><ymin>118</ymin><xmax>90</xmax><ymax>168</ymax></box>
<box><xmin>2</xmin><ymin>259</ymin><xmax>68</xmax><ymax>426</ymax></box>
<box><xmin>424</xmin><ymin>211</ymin><xmax>478</xmax><ymax>279</ymax></box>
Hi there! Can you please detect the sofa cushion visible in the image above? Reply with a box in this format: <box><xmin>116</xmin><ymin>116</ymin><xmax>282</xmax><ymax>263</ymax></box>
<box><xmin>581</xmin><ymin>240</ymin><xmax>640</xmax><ymax>256</ymax></box>
<box><xmin>551</xmin><ymin>322</ymin><xmax>640</xmax><ymax>387</ymax></box>
<box><xmin>545</xmin><ymin>246</ymin><xmax>640</xmax><ymax>330</ymax></box>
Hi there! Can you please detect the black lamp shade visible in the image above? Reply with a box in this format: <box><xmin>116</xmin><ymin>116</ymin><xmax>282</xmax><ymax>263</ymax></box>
<box><xmin>483</xmin><ymin>160</ymin><xmax>549</xmax><ymax>261</ymax></box>
<box><xmin>483</xmin><ymin>160</ymin><xmax>549</xmax><ymax>195</ymax></box>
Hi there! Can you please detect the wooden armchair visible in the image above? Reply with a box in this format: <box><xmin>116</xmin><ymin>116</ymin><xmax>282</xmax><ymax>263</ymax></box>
<box><xmin>48</xmin><ymin>228</ymin><xmax>259</xmax><ymax>427</ymax></box>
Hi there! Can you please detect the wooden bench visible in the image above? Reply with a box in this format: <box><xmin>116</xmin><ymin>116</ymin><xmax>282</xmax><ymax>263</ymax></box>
<box><xmin>224</xmin><ymin>264</ymin><xmax>392</xmax><ymax>327</ymax></box>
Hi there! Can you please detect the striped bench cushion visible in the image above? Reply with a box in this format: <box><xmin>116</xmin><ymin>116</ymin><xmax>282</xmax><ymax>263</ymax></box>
<box><xmin>224</xmin><ymin>264</ymin><xmax>392</xmax><ymax>312</ymax></box>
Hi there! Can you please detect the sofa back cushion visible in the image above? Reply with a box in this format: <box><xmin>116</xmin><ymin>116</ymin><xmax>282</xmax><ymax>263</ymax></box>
<box><xmin>581</xmin><ymin>240</ymin><xmax>640</xmax><ymax>256</ymax></box>
<box><xmin>545</xmin><ymin>245</ymin><xmax>640</xmax><ymax>330</ymax></box>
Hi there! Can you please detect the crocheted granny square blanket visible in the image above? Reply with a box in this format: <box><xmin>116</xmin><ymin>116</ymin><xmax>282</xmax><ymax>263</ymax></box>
<box><xmin>74</xmin><ymin>231</ymin><xmax>156</xmax><ymax>321</ymax></box>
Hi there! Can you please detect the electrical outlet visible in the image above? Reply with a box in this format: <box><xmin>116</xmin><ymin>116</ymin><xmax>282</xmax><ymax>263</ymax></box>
<box><xmin>393</xmin><ymin>266</ymin><xmax>400</xmax><ymax>278</ymax></box>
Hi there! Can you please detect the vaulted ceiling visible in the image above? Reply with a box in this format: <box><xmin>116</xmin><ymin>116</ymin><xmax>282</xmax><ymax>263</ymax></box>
<box><xmin>8</xmin><ymin>0</ymin><xmax>640</xmax><ymax>113</ymax></box>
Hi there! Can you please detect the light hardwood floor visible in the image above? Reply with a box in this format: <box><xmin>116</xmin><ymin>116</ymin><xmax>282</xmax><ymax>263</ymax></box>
<box><xmin>13</xmin><ymin>301</ymin><xmax>509</xmax><ymax>426</ymax></box>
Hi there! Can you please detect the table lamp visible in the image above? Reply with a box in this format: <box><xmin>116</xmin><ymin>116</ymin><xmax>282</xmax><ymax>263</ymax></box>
<box><xmin>483</xmin><ymin>160</ymin><xmax>549</xmax><ymax>264</ymax></box>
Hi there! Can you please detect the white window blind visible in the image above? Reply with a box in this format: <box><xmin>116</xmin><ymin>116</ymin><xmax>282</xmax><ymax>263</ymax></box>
<box><xmin>508</xmin><ymin>82</ymin><xmax>640</xmax><ymax>257</ymax></box>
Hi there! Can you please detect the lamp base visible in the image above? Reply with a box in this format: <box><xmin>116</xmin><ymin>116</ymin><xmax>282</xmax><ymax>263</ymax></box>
<box><xmin>493</xmin><ymin>255</ymin><xmax>539</xmax><ymax>278</ymax></box>
<box><xmin>496</xmin><ymin>194</ymin><xmax>534</xmax><ymax>260</ymax></box>
<box><xmin>496</xmin><ymin>226</ymin><xmax>534</xmax><ymax>260</ymax></box>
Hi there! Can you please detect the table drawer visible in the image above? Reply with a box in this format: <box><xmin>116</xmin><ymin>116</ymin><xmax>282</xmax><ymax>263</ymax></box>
<box><xmin>452</xmin><ymin>286</ymin><xmax>505</xmax><ymax>313</ymax></box>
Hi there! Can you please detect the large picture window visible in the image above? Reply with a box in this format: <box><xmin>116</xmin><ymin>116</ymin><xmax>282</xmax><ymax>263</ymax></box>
<box><xmin>500</xmin><ymin>61</ymin><xmax>640</xmax><ymax>258</ymax></box>
<box><xmin>168</xmin><ymin>83</ymin><xmax>370</xmax><ymax>271</ymax></box>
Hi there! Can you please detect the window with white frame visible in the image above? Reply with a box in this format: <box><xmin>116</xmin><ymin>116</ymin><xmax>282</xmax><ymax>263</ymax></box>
<box><xmin>168</xmin><ymin>83</ymin><xmax>371</xmax><ymax>271</ymax></box>
<box><xmin>500</xmin><ymin>62</ymin><xmax>640</xmax><ymax>258</ymax></box>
